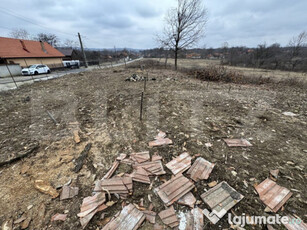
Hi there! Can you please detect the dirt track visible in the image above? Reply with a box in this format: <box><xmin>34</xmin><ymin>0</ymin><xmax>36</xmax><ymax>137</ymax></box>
<box><xmin>0</xmin><ymin>63</ymin><xmax>306</xmax><ymax>229</ymax></box>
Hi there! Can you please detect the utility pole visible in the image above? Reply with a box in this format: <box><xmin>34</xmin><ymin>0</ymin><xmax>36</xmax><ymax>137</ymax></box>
<box><xmin>78</xmin><ymin>32</ymin><xmax>88</xmax><ymax>68</ymax></box>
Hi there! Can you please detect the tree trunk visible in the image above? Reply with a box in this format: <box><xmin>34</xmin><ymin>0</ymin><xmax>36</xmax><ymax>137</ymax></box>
<box><xmin>175</xmin><ymin>49</ymin><xmax>178</xmax><ymax>70</ymax></box>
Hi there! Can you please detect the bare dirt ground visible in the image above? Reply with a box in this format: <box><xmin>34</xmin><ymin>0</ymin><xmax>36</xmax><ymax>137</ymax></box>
<box><xmin>0</xmin><ymin>61</ymin><xmax>306</xmax><ymax>229</ymax></box>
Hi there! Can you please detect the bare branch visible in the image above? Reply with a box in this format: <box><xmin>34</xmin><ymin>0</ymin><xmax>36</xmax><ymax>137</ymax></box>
<box><xmin>157</xmin><ymin>0</ymin><xmax>207</xmax><ymax>69</ymax></box>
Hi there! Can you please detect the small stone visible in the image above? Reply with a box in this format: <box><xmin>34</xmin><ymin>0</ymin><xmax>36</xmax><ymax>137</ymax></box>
<box><xmin>231</xmin><ymin>171</ymin><xmax>237</xmax><ymax>177</ymax></box>
<box><xmin>208</xmin><ymin>181</ymin><xmax>217</xmax><ymax>187</ymax></box>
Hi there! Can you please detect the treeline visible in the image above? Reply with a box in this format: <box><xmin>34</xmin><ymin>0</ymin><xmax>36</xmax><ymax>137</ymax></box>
<box><xmin>144</xmin><ymin>32</ymin><xmax>307</xmax><ymax>72</ymax></box>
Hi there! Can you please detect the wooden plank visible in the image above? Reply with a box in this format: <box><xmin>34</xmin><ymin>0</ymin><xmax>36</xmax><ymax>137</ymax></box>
<box><xmin>165</xmin><ymin>152</ymin><xmax>192</xmax><ymax>175</ymax></box>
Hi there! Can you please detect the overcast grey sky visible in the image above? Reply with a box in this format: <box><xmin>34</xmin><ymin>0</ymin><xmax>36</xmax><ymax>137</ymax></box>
<box><xmin>0</xmin><ymin>0</ymin><xmax>306</xmax><ymax>49</ymax></box>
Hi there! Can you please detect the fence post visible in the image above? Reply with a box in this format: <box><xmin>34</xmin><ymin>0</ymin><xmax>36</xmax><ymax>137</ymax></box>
<box><xmin>6</xmin><ymin>64</ymin><xmax>18</xmax><ymax>89</ymax></box>
<box><xmin>140</xmin><ymin>92</ymin><xmax>144</xmax><ymax>121</ymax></box>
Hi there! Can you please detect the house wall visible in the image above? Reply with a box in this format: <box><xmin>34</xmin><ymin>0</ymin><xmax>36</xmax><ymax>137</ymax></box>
<box><xmin>6</xmin><ymin>57</ymin><xmax>63</xmax><ymax>68</ymax></box>
<box><xmin>0</xmin><ymin>64</ymin><xmax>22</xmax><ymax>78</ymax></box>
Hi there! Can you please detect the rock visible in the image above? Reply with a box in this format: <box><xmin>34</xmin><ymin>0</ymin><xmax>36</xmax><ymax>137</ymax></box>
<box><xmin>208</xmin><ymin>181</ymin><xmax>218</xmax><ymax>187</ymax></box>
<box><xmin>231</xmin><ymin>171</ymin><xmax>237</xmax><ymax>177</ymax></box>
<box><xmin>34</xmin><ymin>180</ymin><xmax>59</xmax><ymax>198</ymax></box>
<box><xmin>270</xmin><ymin>169</ymin><xmax>279</xmax><ymax>179</ymax></box>
<box><xmin>282</xmin><ymin>112</ymin><xmax>297</xmax><ymax>117</ymax></box>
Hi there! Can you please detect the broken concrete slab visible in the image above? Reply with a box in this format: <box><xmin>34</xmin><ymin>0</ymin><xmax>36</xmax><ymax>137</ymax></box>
<box><xmin>254</xmin><ymin>178</ymin><xmax>292</xmax><ymax>212</ymax></box>
<box><xmin>201</xmin><ymin>181</ymin><xmax>244</xmax><ymax>224</ymax></box>
<box><xmin>223</xmin><ymin>139</ymin><xmax>252</xmax><ymax>147</ymax></box>
<box><xmin>60</xmin><ymin>185</ymin><xmax>79</xmax><ymax>200</ymax></box>
<box><xmin>143</xmin><ymin>210</ymin><xmax>156</xmax><ymax>224</ymax></box>
<box><xmin>165</xmin><ymin>152</ymin><xmax>192</xmax><ymax>175</ymax></box>
<box><xmin>187</xmin><ymin>157</ymin><xmax>215</xmax><ymax>181</ymax></box>
<box><xmin>130</xmin><ymin>167</ymin><xmax>151</xmax><ymax>184</ymax></box>
<box><xmin>102</xmin><ymin>204</ymin><xmax>145</xmax><ymax>230</ymax></box>
<box><xmin>133</xmin><ymin>160</ymin><xmax>166</xmax><ymax>176</ymax></box>
<box><xmin>158</xmin><ymin>206</ymin><xmax>179</xmax><ymax>228</ymax></box>
<box><xmin>154</xmin><ymin>174</ymin><xmax>195</xmax><ymax>206</ymax></box>
<box><xmin>130</xmin><ymin>151</ymin><xmax>150</xmax><ymax>163</ymax></box>
<box><xmin>177</xmin><ymin>192</ymin><xmax>196</xmax><ymax>208</ymax></box>
<box><xmin>103</xmin><ymin>160</ymin><xmax>119</xmax><ymax>179</ymax></box>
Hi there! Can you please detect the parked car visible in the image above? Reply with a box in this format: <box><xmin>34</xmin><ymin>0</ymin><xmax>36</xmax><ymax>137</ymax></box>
<box><xmin>21</xmin><ymin>64</ymin><xmax>51</xmax><ymax>75</ymax></box>
<box><xmin>62</xmin><ymin>60</ymin><xmax>80</xmax><ymax>68</ymax></box>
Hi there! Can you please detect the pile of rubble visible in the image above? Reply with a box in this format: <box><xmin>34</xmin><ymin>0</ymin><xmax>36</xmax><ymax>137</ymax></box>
<box><xmin>125</xmin><ymin>73</ymin><xmax>144</xmax><ymax>82</ymax></box>
<box><xmin>21</xmin><ymin>131</ymin><xmax>305</xmax><ymax>230</ymax></box>
<box><xmin>56</xmin><ymin>131</ymin><xmax>301</xmax><ymax>230</ymax></box>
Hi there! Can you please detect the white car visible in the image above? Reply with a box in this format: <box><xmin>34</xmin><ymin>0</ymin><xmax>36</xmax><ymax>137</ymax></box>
<box><xmin>22</xmin><ymin>64</ymin><xmax>51</xmax><ymax>75</ymax></box>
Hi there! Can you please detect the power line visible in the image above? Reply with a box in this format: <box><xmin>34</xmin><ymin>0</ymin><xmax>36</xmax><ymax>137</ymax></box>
<box><xmin>0</xmin><ymin>7</ymin><xmax>75</xmax><ymax>37</ymax></box>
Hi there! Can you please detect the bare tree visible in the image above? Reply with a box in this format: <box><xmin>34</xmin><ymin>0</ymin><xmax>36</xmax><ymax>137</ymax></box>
<box><xmin>8</xmin><ymin>28</ymin><xmax>30</xmax><ymax>40</ymax></box>
<box><xmin>158</xmin><ymin>0</ymin><xmax>207</xmax><ymax>70</ymax></box>
<box><xmin>288</xmin><ymin>31</ymin><xmax>307</xmax><ymax>70</ymax></box>
<box><xmin>35</xmin><ymin>33</ymin><xmax>59</xmax><ymax>47</ymax></box>
<box><xmin>62</xmin><ymin>39</ymin><xmax>79</xmax><ymax>48</ymax></box>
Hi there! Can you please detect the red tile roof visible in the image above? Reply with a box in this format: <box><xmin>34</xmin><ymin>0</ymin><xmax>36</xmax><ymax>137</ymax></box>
<box><xmin>0</xmin><ymin>37</ymin><xmax>65</xmax><ymax>58</ymax></box>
